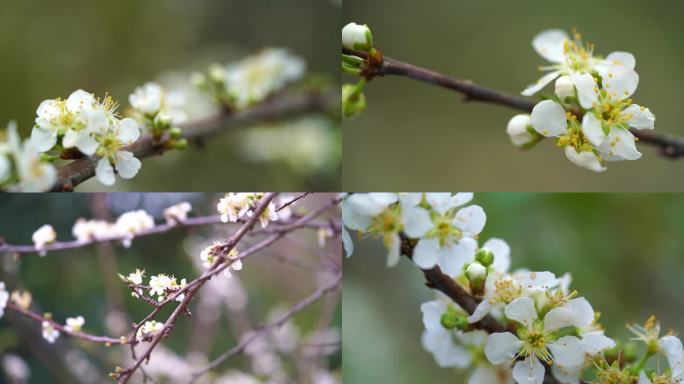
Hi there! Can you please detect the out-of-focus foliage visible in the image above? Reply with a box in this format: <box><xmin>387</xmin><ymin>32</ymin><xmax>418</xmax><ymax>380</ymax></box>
<box><xmin>342</xmin><ymin>0</ymin><xmax>684</xmax><ymax>191</ymax></box>
<box><xmin>343</xmin><ymin>193</ymin><xmax>684</xmax><ymax>383</ymax></box>
<box><xmin>0</xmin><ymin>0</ymin><xmax>340</xmax><ymax>191</ymax></box>
<box><xmin>0</xmin><ymin>193</ymin><xmax>341</xmax><ymax>383</ymax></box>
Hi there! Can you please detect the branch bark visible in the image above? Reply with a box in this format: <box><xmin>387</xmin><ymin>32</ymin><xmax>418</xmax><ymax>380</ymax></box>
<box><xmin>344</xmin><ymin>48</ymin><xmax>684</xmax><ymax>159</ymax></box>
<box><xmin>50</xmin><ymin>90</ymin><xmax>338</xmax><ymax>191</ymax></box>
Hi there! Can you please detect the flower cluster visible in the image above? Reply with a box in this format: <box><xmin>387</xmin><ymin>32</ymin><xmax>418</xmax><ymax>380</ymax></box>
<box><xmin>137</xmin><ymin>320</ymin><xmax>164</xmax><ymax>337</ymax></box>
<box><xmin>343</xmin><ymin>193</ymin><xmax>683</xmax><ymax>384</ymax></box>
<box><xmin>510</xmin><ymin>29</ymin><xmax>655</xmax><ymax>172</ymax></box>
<box><xmin>216</xmin><ymin>192</ymin><xmax>279</xmax><ymax>228</ymax></box>
<box><xmin>0</xmin><ymin>121</ymin><xmax>57</xmax><ymax>191</ymax></box>
<box><xmin>341</xmin><ymin>22</ymin><xmax>374</xmax><ymax>118</ymax></box>
<box><xmin>193</xmin><ymin>48</ymin><xmax>305</xmax><ymax>110</ymax></box>
<box><xmin>128</xmin><ymin>82</ymin><xmax>188</xmax><ymax>150</ymax></box>
<box><xmin>30</xmin><ymin>89</ymin><xmax>143</xmax><ymax>185</ymax></box>
<box><xmin>199</xmin><ymin>242</ymin><xmax>242</xmax><ymax>277</ymax></box>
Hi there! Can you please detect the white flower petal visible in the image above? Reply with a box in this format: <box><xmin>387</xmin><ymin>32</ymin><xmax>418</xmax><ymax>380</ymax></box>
<box><xmin>29</xmin><ymin>128</ymin><xmax>57</xmax><ymax>152</ymax></box>
<box><xmin>582</xmin><ymin>331</ymin><xmax>615</xmax><ymax>355</ymax></box>
<box><xmin>95</xmin><ymin>157</ymin><xmax>115</xmax><ymax>185</ymax></box>
<box><xmin>512</xmin><ymin>357</ymin><xmax>545</xmax><ymax>384</ymax></box>
<box><xmin>530</xmin><ymin>100</ymin><xmax>567</xmax><ymax>137</ymax></box>
<box><xmin>551</xmin><ymin>363</ymin><xmax>583</xmax><ymax>384</ymax></box>
<box><xmin>505</xmin><ymin>296</ymin><xmax>538</xmax><ymax>329</ymax></box>
<box><xmin>543</xmin><ymin>298</ymin><xmax>593</xmax><ymax>332</ymax></box>
<box><xmin>623</xmin><ymin>104</ymin><xmax>655</xmax><ymax>130</ymax></box>
<box><xmin>532</xmin><ymin>29</ymin><xmax>569</xmax><ymax>63</ymax></box>
<box><xmin>421</xmin><ymin>329</ymin><xmax>471</xmax><ymax>368</ymax></box>
<box><xmin>413</xmin><ymin>237</ymin><xmax>441</xmax><ymax>269</ymax></box>
<box><xmin>342</xmin><ymin>227</ymin><xmax>354</xmax><ymax>257</ymax></box>
<box><xmin>484</xmin><ymin>332</ymin><xmax>523</xmax><ymax>365</ymax></box>
<box><xmin>421</xmin><ymin>300</ymin><xmax>447</xmax><ymax>331</ymax></box>
<box><xmin>603</xmin><ymin>67</ymin><xmax>639</xmax><ymax>100</ymax></box>
<box><xmin>453</xmin><ymin>205</ymin><xmax>486</xmax><ymax>236</ymax></box>
<box><xmin>425</xmin><ymin>193</ymin><xmax>454</xmax><ymax>215</ymax></box>
<box><xmin>522</xmin><ymin>70</ymin><xmax>561</xmax><ymax>96</ymax></box>
<box><xmin>571</xmin><ymin>73</ymin><xmax>598</xmax><ymax>109</ymax></box>
<box><xmin>468</xmin><ymin>365</ymin><xmax>501</xmax><ymax>384</ymax></box>
<box><xmin>114</xmin><ymin>151</ymin><xmax>142</xmax><ymax>179</ymax></box>
<box><xmin>606</xmin><ymin>52</ymin><xmax>636</xmax><ymax>70</ymax></box>
<box><xmin>484</xmin><ymin>238</ymin><xmax>511</xmax><ymax>273</ymax></box>
<box><xmin>581</xmin><ymin>113</ymin><xmax>607</xmax><ymax>147</ymax></box>
<box><xmin>608</xmin><ymin>128</ymin><xmax>641</xmax><ymax>161</ymax></box>
<box><xmin>66</xmin><ymin>89</ymin><xmax>95</xmax><ymax>113</ymax></box>
<box><xmin>638</xmin><ymin>371</ymin><xmax>652</xmax><ymax>384</ymax></box>
<box><xmin>386</xmin><ymin>233</ymin><xmax>401</xmax><ymax>267</ymax></box>
<box><xmin>452</xmin><ymin>192</ymin><xmax>474</xmax><ymax>207</ymax></box>
<box><xmin>468</xmin><ymin>300</ymin><xmax>492</xmax><ymax>324</ymax></box>
<box><xmin>548</xmin><ymin>336</ymin><xmax>584</xmax><ymax>367</ymax></box>
<box><xmin>402</xmin><ymin>206</ymin><xmax>432</xmax><ymax>238</ymax></box>
<box><xmin>398</xmin><ymin>192</ymin><xmax>423</xmax><ymax>207</ymax></box>
<box><xmin>564</xmin><ymin>146</ymin><xmax>606</xmax><ymax>173</ymax></box>
<box><xmin>441</xmin><ymin>237</ymin><xmax>477</xmax><ymax>276</ymax></box>
<box><xmin>117</xmin><ymin>118</ymin><xmax>140</xmax><ymax>145</ymax></box>
<box><xmin>36</xmin><ymin>99</ymin><xmax>61</xmax><ymax>120</ymax></box>
<box><xmin>0</xmin><ymin>155</ymin><xmax>10</xmax><ymax>183</ymax></box>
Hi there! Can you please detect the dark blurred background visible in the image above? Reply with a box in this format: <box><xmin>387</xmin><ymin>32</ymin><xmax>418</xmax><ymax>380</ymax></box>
<box><xmin>343</xmin><ymin>193</ymin><xmax>684</xmax><ymax>383</ymax></box>
<box><xmin>0</xmin><ymin>0</ymin><xmax>341</xmax><ymax>191</ymax></box>
<box><xmin>0</xmin><ymin>193</ymin><xmax>341</xmax><ymax>383</ymax></box>
<box><xmin>342</xmin><ymin>0</ymin><xmax>684</xmax><ymax>191</ymax></box>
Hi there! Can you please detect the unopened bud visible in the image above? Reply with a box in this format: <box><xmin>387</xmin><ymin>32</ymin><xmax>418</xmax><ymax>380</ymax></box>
<box><xmin>465</xmin><ymin>262</ymin><xmax>487</xmax><ymax>285</ymax></box>
<box><xmin>342</xmin><ymin>84</ymin><xmax>366</xmax><ymax>118</ymax></box>
<box><xmin>475</xmin><ymin>248</ymin><xmax>494</xmax><ymax>267</ymax></box>
<box><xmin>506</xmin><ymin>114</ymin><xmax>537</xmax><ymax>147</ymax></box>
<box><xmin>555</xmin><ymin>75</ymin><xmax>575</xmax><ymax>101</ymax></box>
<box><xmin>342</xmin><ymin>22</ymin><xmax>373</xmax><ymax>51</ymax></box>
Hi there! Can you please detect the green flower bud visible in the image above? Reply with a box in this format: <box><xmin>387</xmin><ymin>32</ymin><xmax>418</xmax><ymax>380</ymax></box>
<box><xmin>465</xmin><ymin>262</ymin><xmax>487</xmax><ymax>285</ymax></box>
<box><xmin>169</xmin><ymin>127</ymin><xmax>183</xmax><ymax>139</ymax></box>
<box><xmin>174</xmin><ymin>138</ymin><xmax>188</xmax><ymax>150</ymax></box>
<box><xmin>342</xmin><ymin>84</ymin><xmax>366</xmax><ymax>118</ymax></box>
<box><xmin>475</xmin><ymin>248</ymin><xmax>494</xmax><ymax>267</ymax></box>
<box><xmin>342</xmin><ymin>22</ymin><xmax>373</xmax><ymax>52</ymax></box>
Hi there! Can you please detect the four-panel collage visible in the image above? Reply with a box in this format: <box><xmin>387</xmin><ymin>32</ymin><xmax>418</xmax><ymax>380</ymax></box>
<box><xmin>1</xmin><ymin>0</ymin><xmax>683</xmax><ymax>383</ymax></box>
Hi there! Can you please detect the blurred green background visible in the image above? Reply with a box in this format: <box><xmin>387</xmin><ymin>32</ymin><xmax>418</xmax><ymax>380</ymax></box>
<box><xmin>343</xmin><ymin>193</ymin><xmax>684</xmax><ymax>383</ymax></box>
<box><xmin>0</xmin><ymin>193</ymin><xmax>341</xmax><ymax>383</ymax></box>
<box><xmin>342</xmin><ymin>0</ymin><xmax>684</xmax><ymax>191</ymax></box>
<box><xmin>0</xmin><ymin>0</ymin><xmax>341</xmax><ymax>191</ymax></box>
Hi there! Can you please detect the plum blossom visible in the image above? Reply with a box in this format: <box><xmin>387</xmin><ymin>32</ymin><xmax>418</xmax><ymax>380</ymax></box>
<box><xmin>217</xmin><ymin>193</ymin><xmax>253</xmax><ymax>223</ymax></box>
<box><xmin>93</xmin><ymin>116</ymin><xmax>141</xmax><ymax>186</ymax></box>
<box><xmin>129</xmin><ymin>82</ymin><xmax>187</xmax><ymax>125</ymax></box>
<box><xmin>247</xmin><ymin>201</ymin><xmax>279</xmax><ymax>228</ymax></box>
<box><xmin>64</xmin><ymin>316</ymin><xmax>85</xmax><ymax>333</ymax></box>
<box><xmin>138</xmin><ymin>320</ymin><xmax>164</xmax><ymax>337</ymax></box>
<box><xmin>115</xmin><ymin>210</ymin><xmax>155</xmax><ymax>247</ymax></box>
<box><xmin>149</xmin><ymin>274</ymin><xmax>173</xmax><ymax>300</ymax></box>
<box><xmin>164</xmin><ymin>202</ymin><xmax>192</xmax><ymax>224</ymax></box>
<box><xmin>402</xmin><ymin>193</ymin><xmax>484</xmax><ymax>274</ymax></box>
<box><xmin>32</xmin><ymin>224</ymin><xmax>56</xmax><ymax>256</ymax></box>
<box><xmin>522</xmin><ymin>29</ymin><xmax>636</xmax><ymax>97</ymax></box>
<box><xmin>41</xmin><ymin>321</ymin><xmax>59</xmax><ymax>343</ymax></box>
<box><xmin>31</xmin><ymin>89</ymin><xmax>99</xmax><ymax>154</ymax></box>
<box><xmin>342</xmin><ymin>193</ymin><xmax>402</xmax><ymax>266</ymax></box>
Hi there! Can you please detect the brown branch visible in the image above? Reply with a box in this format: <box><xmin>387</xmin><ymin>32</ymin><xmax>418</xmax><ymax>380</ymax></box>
<box><xmin>50</xmin><ymin>90</ymin><xmax>338</xmax><ymax>191</ymax></box>
<box><xmin>187</xmin><ymin>273</ymin><xmax>342</xmax><ymax>383</ymax></box>
<box><xmin>6</xmin><ymin>301</ymin><xmax>125</xmax><ymax>345</ymax></box>
<box><xmin>343</xmin><ymin>48</ymin><xmax>684</xmax><ymax>159</ymax></box>
<box><xmin>0</xmin><ymin>214</ymin><xmax>333</xmax><ymax>256</ymax></box>
<box><xmin>115</xmin><ymin>193</ymin><xmax>278</xmax><ymax>383</ymax></box>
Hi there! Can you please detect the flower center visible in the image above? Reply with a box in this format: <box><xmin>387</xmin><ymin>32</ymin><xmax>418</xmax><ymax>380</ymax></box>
<box><xmin>562</xmin><ymin>31</ymin><xmax>594</xmax><ymax>73</ymax></box>
<box><xmin>368</xmin><ymin>208</ymin><xmax>401</xmax><ymax>236</ymax></box>
<box><xmin>519</xmin><ymin>327</ymin><xmax>553</xmax><ymax>363</ymax></box>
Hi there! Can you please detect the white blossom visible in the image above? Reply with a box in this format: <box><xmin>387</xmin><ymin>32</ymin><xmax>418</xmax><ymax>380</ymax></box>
<box><xmin>164</xmin><ymin>202</ymin><xmax>192</xmax><ymax>224</ymax></box>
<box><xmin>217</xmin><ymin>193</ymin><xmax>253</xmax><ymax>223</ymax></box>
<box><xmin>115</xmin><ymin>210</ymin><xmax>154</xmax><ymax>247</ymax></box>
<box><xmin>64</xmin><ymin>316</ymin><xmax>85</xmax><ymax>333</ymax></box>
<box><xmin>342</xmin><ymin>193</ymin><xmax>401</xmax><ymax>266</ymax></box>
<box><xmin>32</xmin><ymin>224</ymin><xmax>56</xmax><ymax>256</ymax></box>
<box><xmin>129</xmin><ymin>83</ymin><xmax>164</xmax><ymax>116</ymax></box>
<box><xmin>149</xmin><ymin>274</ymin><xmax>172</xmax><ymax>299</ymax></box>
<box><xmin>41</xmin><ymin>321</ymin><xmax>60</xmax><ymax>343</ymax></box>
<box><xmin>127</xmin><ymin>269</ymin><xmax>145</xmax><ymax>285</ymax></box>
<box><xmin>506</xmin><ymin>114</ymin><xmax>536</xmax><ymax>147</ymax></box>
<box><xmin>138</xmin><ymin>320</ymin><xmax>164</xmax><ymax>337</ymax></box>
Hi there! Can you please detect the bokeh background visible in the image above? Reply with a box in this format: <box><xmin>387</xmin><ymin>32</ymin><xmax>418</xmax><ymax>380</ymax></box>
<box><xmin>342</xmin><ymin>0</ymin><xmax>684</xmax><ymax>191</ymax></box>
<box><xmin>0</xmin><ymin>0</ymin><xmax>341</xmax><ymax>191</ymax></box>
<box><xmin>343</xmin><ymin>193</ymin><xmax>684</xmax><ymax>383</ymax></box>
<box><xmin>0</xmin><ymin>193</ymin><xmax>341</xmax><ymax>383</ymax></box>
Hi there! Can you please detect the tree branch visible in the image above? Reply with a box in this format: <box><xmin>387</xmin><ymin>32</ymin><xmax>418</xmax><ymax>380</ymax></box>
<box><xmin>50</xmin><ymin>89</ymin><xmax>339</xmax><ymax>191</ymax></box>
<box><xmin>344</xmin><ymin>48</ymin><xmax>684</xmax><ymax>159</ymax></box>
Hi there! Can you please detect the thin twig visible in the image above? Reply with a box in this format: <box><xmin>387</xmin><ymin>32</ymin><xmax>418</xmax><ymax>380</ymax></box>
<box><xmin>343</xmin><ymin>48</ymin><xmax>684</xmax><ymax>159</ymax></box>
<box><xmin>50</xmin><ymin>90</ymin><xmax>338</xmax><ymax>191</ymax></box>
<box><xmin>187</xmin><ymin>273</ymin><xmax>342</xmax><ymax>383</ymax></box>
